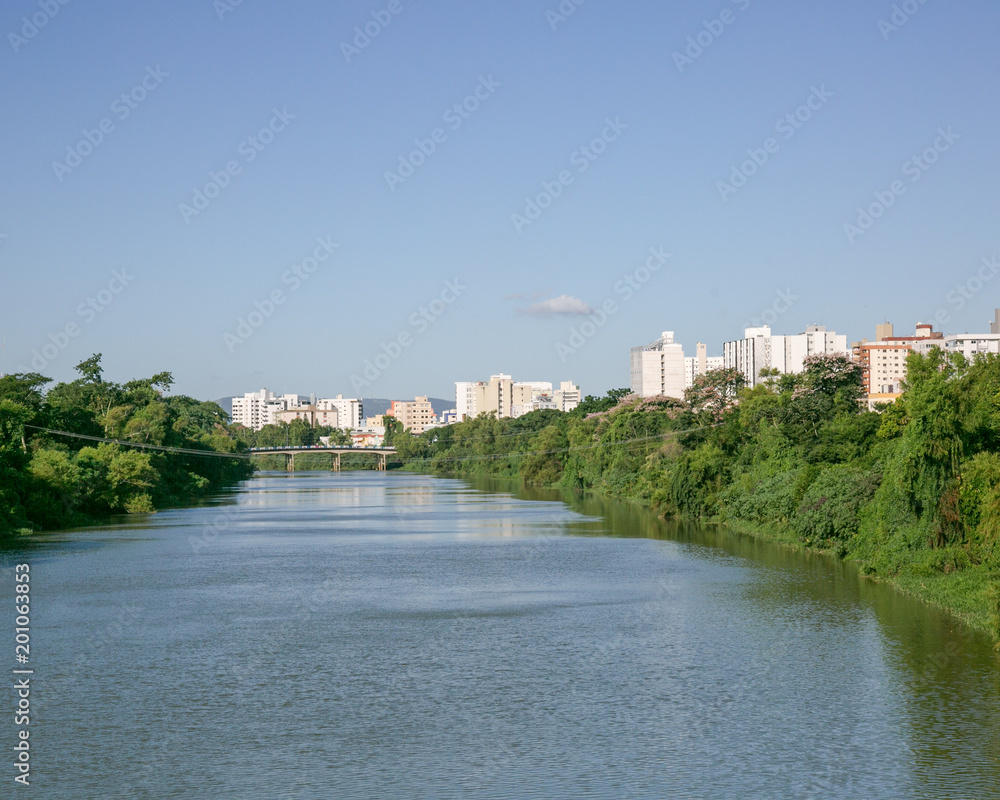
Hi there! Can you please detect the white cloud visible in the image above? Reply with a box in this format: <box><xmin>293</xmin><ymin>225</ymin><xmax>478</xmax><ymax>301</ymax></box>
<box><xmin>523</xmin><ymin>294</ymin><xmax>593</xmax><ymax>316</ymax></box>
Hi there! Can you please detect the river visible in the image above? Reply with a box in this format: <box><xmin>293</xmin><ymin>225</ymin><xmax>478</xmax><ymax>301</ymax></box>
<box><xmin>3</xmin><ymin>472</ymin><xmax>999</xmax><ymax>799</ymax></box>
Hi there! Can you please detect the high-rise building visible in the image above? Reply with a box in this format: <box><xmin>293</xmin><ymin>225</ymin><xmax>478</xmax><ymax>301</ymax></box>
<box><xmin>684</xmin><ymin>342</ymin><xmax>725</xmax><ymax>388</ymax></box>
<box><xmin>231</xmin><ymin>389</ymin><xmax>307</xmax><ymax>430</ymax></box>
<box><xmin>387</xmin><ymin>396</ymin><xmax>437</xmax><ymax>434</ymax></box>
<box><xmin>855</xmin><ymin>323</ymin><xmax>946</xmax><ymax>407</ymax></box>
<box><xmin>554</xmin><ymin>381</ymin><xmax>581</xmax><ymax>412</ymax></box>
<box><xmin>456</xmin><ymin>376</ymin><xmax>578</xmax><ymax>419</ymax></box>
<box><xmin>630</xmin><ymin>331</ymin><xmax>686</xmax><ymax>399</ymax></box>
<box><xmin>724</xmin><ymin>325</ymin><xmax>850</xmax><ymax>387</ymax></box>
<box><xmin>317</xmin><ymin>395</ymin><xmax>363</xmax><ymax>430</ymax></box>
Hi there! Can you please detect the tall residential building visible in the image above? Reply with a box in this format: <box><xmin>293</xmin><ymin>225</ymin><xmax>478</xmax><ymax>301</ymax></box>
<box><xmin>684</xmin><ymin>342</ymin><xmax>724</xmax><ymax>388</ymax></box>
<box><xmin>554</xmin><ymin>381</ymin><xmax>581</xmax><ymax>412</ymax></box>
<box><xmin>387</xmin><ymin>396</ymin><xmax>437</xmax><ymax>434</ymax></box>
<box><xmin>724</xmin><ymin>325</ymin><xmax>850</xmax><ymax>387</ymax></box>
<box><xmin>855</xmin><ymin>323</ymin><xmax>945</xmax><ymax>408</ymax></box>
<box><xmin>456</xmin><ymin>376</ymin><xmax>578</xmax><ymax>419</ymax></box>
<box><xmin>317</xmin><ymin>395</ymin><xmax>363</xmax><ymax>430</ymax></box>
<box><xmin>630</xmin><ymin>331</ymin><xmax>686</xmax><ymax>399</ymax></box>
<box><xmin>945</xmin><ymin>333</ymin><xmax>1000</xmax><ymax>360</ymax></box>
<box><xmin>231</xmin><ymin>389</ymin><xmax>307</xmax><ymax>430</ymax></box>
<box><xmin>455</xmin><ymin>381</ymin><xmax>479</xmax><ymax>422</ymax></box>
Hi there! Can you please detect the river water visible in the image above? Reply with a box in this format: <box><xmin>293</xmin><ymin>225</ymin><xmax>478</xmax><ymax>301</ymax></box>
<box><xmin>3</xmin><ymin>472</ymin><xmax>999</xmax><ymax>799</ymax></box>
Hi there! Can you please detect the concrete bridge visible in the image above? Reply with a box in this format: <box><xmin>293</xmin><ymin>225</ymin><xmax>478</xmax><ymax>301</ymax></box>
<box><xmin>248</xmin><ymin>446</ymin><xmax>396</xmax><ymax>472</ymax></box>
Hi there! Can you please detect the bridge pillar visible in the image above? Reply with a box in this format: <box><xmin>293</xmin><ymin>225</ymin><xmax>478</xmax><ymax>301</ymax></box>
<box><xmin>378</xmin><ymin>453</ymin><xmax>386</xmax><ymax>471</ymax></box>
<box><xmin>287</xmin><ymin>453</ymin><xmax>295</xmax><ymax>472</ymax></box>
<box><xmin>331</xmin><ymin>453</ymin><xmax>340</xmax><ymax>472</ymax></box>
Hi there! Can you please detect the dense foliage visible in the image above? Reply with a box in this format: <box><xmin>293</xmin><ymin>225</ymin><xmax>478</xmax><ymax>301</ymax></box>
<box><xmin>398</xmin><ymin>352</ymin><xmax>1000</xmax><ymax>638</ymax></box>
<box><xmin>0</xmin><ymin>355</ymin><xmax>252</xmax><ymax>534</ymax></box>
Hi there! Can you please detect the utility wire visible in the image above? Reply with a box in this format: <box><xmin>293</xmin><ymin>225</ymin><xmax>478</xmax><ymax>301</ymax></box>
<box><xmin>24</xmin><ymin>425</ymin><xmax>250</xmax><ymax>459</ymax></box>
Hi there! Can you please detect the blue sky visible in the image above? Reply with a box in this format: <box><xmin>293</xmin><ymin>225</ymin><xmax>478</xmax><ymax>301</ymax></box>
<box><xmin>1</xmin><ymin>0</ymin><xmax>998</xmax><ymax>404</ymax></box>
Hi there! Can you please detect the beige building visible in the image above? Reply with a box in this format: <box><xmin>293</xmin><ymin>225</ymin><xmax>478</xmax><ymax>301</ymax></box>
<box><xmin>275</xmin><ymin>405</ymin><xmax>340</xmax><ymax>428</ymax></box>
<box><xmin>855</xmin><ymin>322</ymin><xmax>945</xmax><ymax>407</ymax></box>
<box><xmin>631</xmin><ymin>331</ymin><xmax>686</xmax><ymax>399</ymax></box>
<box><xmin>387</xmin><ymin>396</ymin><xmax>437</xmax><ymax>434</ymax></box>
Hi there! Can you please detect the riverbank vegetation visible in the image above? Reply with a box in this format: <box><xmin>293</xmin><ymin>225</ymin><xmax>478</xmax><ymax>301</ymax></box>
<box><xmin>0</xmin><ymin>355</ymin><xmax>253</xmax><ymax>534</ymax></box>
<box><xmin>395</xmin><ymin>351</ymin><xmax>1000</xmax><ymax>640</ymax></box>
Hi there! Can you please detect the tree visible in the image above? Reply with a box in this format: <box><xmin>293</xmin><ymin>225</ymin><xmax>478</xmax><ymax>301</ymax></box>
<box><xmin>382</xmin><ymin>415</ymin><xmax>403</xmax><ymax>447</ymax></box>
<box><xmin>684</xmin><ymin>367</ymin><xmax>746</xmax><ymax>419</ymax></box>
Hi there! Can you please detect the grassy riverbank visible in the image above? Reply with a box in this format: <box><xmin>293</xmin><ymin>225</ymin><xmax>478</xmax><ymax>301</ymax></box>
<box><xmin>0</xmin><ymin>355</ymin><xmax>253</xmax><ymax>535</ymax></box>
<box><xmin>395</xmin><ymin>352</ymin><xmax>1000</xmax><ymax>642</ymax></box>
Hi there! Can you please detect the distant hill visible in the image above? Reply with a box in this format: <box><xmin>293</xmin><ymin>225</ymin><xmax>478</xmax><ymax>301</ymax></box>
<box><xmin>212</xmin><ymin>396</ymin><xmax>454</xmax><ymax>421</ymax></box>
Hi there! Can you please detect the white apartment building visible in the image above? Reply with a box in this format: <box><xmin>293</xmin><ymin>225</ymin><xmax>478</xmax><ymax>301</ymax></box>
<box><xmin>683</xmin><ymin>342</ymin><xmax>724</xmax><ymax>388</ymax></box>
<box><xmin>554</xmin><ymin>381</ymin><xmax>581</xmax><ymax>412</ymax></box>
<box><xmin>945</xmin><ymin>334</ymin><xmax>1000</xmax><ymax>360</ymax></box>
<box><xmin>317</xmin><ymin>395</ymin><xmax>363</xmax><ymax>430</ymax></box>
<box><xmin>631</xmin><ymin>331</ymin><xmax>686</xmax><ymax>399</ymax></box>
<box><xmin>231</xmin><ymin>389</ymin><xmax>309</xmax><ymax>430</ymax></box>
<box><xmin>457</xmin><ymin>376</ymin><xmax>580</xmax><ymax>419</ymax></box>
<box><xmin>724</xmin><ymin>325</ymin><xmax>850</xmax><ymax>387</ymax></box>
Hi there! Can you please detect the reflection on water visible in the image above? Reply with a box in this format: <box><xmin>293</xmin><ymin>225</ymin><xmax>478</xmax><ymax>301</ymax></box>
<box><xmin>1</xmin><ymin>471</ymin><xmax>997</xmax><ymax>799</ymax></box>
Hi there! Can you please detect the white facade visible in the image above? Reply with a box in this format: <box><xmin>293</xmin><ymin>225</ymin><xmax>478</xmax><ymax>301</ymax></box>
<box><xmin>684</xmin><ymin>342</ymin><xmax>724</xmax><ymax>388</ymax></box>
<box><xmin>630</xmin><ymin>331</ymin><xmax>686</xmax><ymax>399</ymax></box>
<box><xmin>555</xmin><ymin>381</ymin><xmax>581</xmax><ymax>412</ymax></box>
<box><xmin>317</xmin><ymin>394</ymin><xmax>363</xmax><ymax>430</ymax></box>
<box><xmin>455</xmin><ymin>381</ymin><xmax>479</xmax><ymax>422</ymax></box>
<box><xmin>945</xmin><ymin>334</ymin><xmax>1000</xmax><ymax>360</ymax></box>
<box><xmin>724</xmin><ymin>325</ymin><xmax>850</xmax><ymax>387</ymax></box>
<box><xmin>231</xmin><ymin>389</ymin><xmax>295</xmax><ymax>430</ymax></box>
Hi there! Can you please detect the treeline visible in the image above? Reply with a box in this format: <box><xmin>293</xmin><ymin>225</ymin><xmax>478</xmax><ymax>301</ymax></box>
<box><xmin>396</xmin><ymin>352</ymin><xmax>1000</xmax><ymax>638</ymax></box>
<box><xmin>0</xmin><ymin>355</ymin><xmax>253</xmax><ymax>534</ymax></box>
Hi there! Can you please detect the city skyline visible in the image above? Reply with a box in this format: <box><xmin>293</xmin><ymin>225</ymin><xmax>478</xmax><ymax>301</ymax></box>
<box><xmin>3</xmin><ymin>2</ymin><xmax>998</xmax><ymax>402</ymax></box>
